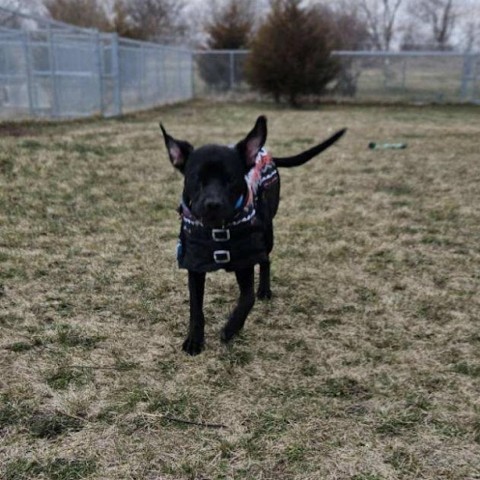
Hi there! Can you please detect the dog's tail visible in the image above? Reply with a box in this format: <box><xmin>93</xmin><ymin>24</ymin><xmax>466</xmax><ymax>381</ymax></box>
<box><xmin>273</xmin><ymin>128</ymin><xmax>347</xmax><ymax>168</ymax></box>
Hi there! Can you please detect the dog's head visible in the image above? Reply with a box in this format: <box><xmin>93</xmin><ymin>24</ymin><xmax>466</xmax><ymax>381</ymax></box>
<box><xmin>160</xmin><ymin>116</ymin><xmax>267</xmax><ymax>227</ymax></box>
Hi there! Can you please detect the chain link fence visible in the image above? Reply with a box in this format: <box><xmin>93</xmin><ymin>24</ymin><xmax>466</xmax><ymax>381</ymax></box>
<box><xmin>193</xmin><ymin>50</ymin><xmax>480</xmax><ymax>104</ymax></box>
<box><xmin>1</xmin><ymin>5</ymin><xmax>479</xmax><ymax>120</ymax></box>
<box><xmin>194</xmin><ymin>50</ymin><xmax>249</xmax><ymax>95</ymax></box>
<box><xmin>0</xmin><ymin>6</ymin><xmax>193</xmax><ymax>119</ymax></box>
<box><xmin>331</xmin><ymin>51</ymin><xmax>480</xmax><ymax>104</ymax></box>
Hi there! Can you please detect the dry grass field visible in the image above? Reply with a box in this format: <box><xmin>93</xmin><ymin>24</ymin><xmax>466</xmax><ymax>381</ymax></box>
<box><xmin>1</xmin><ymin>100</ymin><xmax>479</xmax><ymax>480</ymax></box>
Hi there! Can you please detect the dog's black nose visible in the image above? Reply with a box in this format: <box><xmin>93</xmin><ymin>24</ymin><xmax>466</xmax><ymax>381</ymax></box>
<box><xmin>204</xmin><ymin>199</ymin><xmax>222</xmax><ymax>212</ymax></box>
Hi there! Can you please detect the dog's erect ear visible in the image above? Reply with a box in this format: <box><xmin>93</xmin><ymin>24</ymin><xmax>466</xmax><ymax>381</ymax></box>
<box><xmin>160</xmin><ymin>123</ymin><xmax>194</xmax><ymax>173</ymax></box>
<box><xmin>236</xmin><ymin>115</ymin><xmax>267</xmax><ymax>168</ymax></box>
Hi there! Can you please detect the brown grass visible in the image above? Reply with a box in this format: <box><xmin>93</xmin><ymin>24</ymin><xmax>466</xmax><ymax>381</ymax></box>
<box><xmin>1</xmin><ymin>100</ymin><xmax>479</xmax><ymax>480</ymax></box>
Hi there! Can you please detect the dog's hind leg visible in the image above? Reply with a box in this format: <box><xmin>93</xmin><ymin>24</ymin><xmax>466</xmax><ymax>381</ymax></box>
<box><xmin>183</xmin><ymin>270</ymin><xmax>206</xmax><ymax>355</ymax></box>
<box><xmin>221</xmin><ymin>267</ymin><xmax>255</xmax><ymax>343</ymax></box>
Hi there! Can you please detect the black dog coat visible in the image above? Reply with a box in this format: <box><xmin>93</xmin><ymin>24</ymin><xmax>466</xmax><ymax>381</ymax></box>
<box><xmin>177</xmin><ymin>148</ymin><xmax>279</xmax><ymax>272</ymax></box>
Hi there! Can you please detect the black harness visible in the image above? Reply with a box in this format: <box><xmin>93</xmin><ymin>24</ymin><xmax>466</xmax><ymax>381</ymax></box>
<box><xmin>176</xmin><ymin>149</ymin><xmax>279</xmax><ymax>272</ymax></box>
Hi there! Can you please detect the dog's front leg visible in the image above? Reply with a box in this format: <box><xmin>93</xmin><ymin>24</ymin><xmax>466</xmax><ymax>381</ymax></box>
<box><xmin>257</xmin><ymin>220</ymin><xmax>273</xmax><ymax>300</ymax></box>
<box><xmin>183</xmin><ymin>270</ymin><xmax>206</xmax><ymax>355</ymax></box>
<box><xmin>257</xmin><ymin>260</ymin><xmax>272</xmax><ymax>300</ymax></box>
<box><xmin>221</xmin><ymin>267</ymin><xmax>255</xmax><ymax>343</ymax></box>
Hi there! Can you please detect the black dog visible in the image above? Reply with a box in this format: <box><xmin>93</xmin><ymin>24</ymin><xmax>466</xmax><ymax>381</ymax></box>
<box><xmin>160</xmin><ymin>116</ymin><xmax>345</xmax><ymax>355</ymax></box>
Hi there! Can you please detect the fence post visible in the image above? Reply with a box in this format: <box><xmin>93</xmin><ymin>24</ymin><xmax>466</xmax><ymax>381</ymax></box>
<box><xmin>22</xmin><ymin>30</ymin><xmax>34</xmax><ymax>116</ymax></box>
<box><xmin>47</xmin><ymin>25</ymin><xmax>60</xmax><ymax>117</ymax></box>
<box><xmin>94</xmin><ymin>31</ymin><xmax>104</xmax><ymax>116</ymax></box>
<box><xmin>111</xmin><ymin>33</ymin><xmax>122</xmax><ymax>116</ymax></box>
<box><xmin>401</xmin><ymin>58</ymin><xmax>407</xmax><ymax>91</ymax></box>
<box><xmin>473</xmin><ymin>55</ymin><xmax>480</xmax><ymax>103</ymax></box>
<box><xmin>229</xmin><ymin>50</ymin><xmax>234</xmax><ymax>90</ymax></box>
<box><xmin>460</xmin><ymin>53</ymin><xmax>473</xmax><ymax>101</ymax></box>
<box><xmin>177</xmin><ymin>50</ymin><xmax>182</xmax><ymax>101</ymax></box>
<box><xmin>140</xmin><ymin>43</ymin><xmax>145</xmax><ymax>105</ymax></box>
<box><xmin>190</xmin><ymin>50</ymin><xmax>195</xmax><ymax>99</ymax></box>
<box><xmin>162</xmin><ymin>47</ymin><xmax>168</xmax><ymax>101</ymax></box>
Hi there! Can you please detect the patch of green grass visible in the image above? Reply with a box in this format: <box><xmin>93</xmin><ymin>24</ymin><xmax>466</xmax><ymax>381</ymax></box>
<box><xmin>352</xmin><ymin>474</ymin><xmax>384</xmax><ymax>480</ymax></box>
<box><xmin>284</xmin><ymin>443</ymin><xmax>307</xmax><ymax>463</ymax></box>
<box><xmin>300</xmin><ymin>361</ymin><xmax>318</xmax><ymax>377</ymax></box>
<box><xmin>19</xmin><ymin>139</ymin><xmax>43</xmax><ymax>150</ymax></box>
<box><xmin>432</xmin><ymin>419</ymin><xmax>468</xmax><ymax>439</ymax></box>
<box><xmin>366</xmin><ymin>249</ymin><xmax>396</xmax><ymax>271</ymax></box>
<box><xmin>119</xmin><ymin>386</ymin><xmax>151</xmax><ymax>410</ymax></box>
<box><xmin>4</xmin><ymin>458</ymin><xmax>44</xmax><ymax>480</ymax></box>
<box><xmin>46</xmin><ymin>367</ymin><xmax>93</xmax><ymax>390</ymax></box>
<box><xmin>29</xmin><ymin>412</ymin><xmax>84</xmax><ymax>439</ymax></box>
<box><xmin>147</xmin><ymin>392</ymin><xmax>197</xmax><ymax>417</ymax></box>
<box><xmin>0</xmin><ymin>396</ymin><xmax>33</xmax><ymax>429</ymax></box>
<box><xmin>0</xmin><ymin>154</ymin><xmax>14</xmax><ymax>176</ymax></box>
<box><xmin>355</xmin><ymin>286</ymin><xmax>378</xmax><ymax>303</ymax></box>
<box><xmin>415</xmin><ymin>299</ymin><xmax>449</xmax><ymax>323</ymax></box>
<box><xmin>376</xmin><ymin>182</ymin><xmax>414</xmax><ymax>196</ymax></box>
<box><xmin>4</xmin><ymin>457</ymin><xmax>96</xmax><ymax>480</ymax></box>
<box><xmin>156</xmin><ymin>359</ymin><xmax>177</xmax><ymax>377</ymax></box>
<box><xmin>452</xmin><ymin>361</ymin><xmax>480</xmax><ymax>377</ymax></box>
<box><xmin>390</xmin><ymin>200</ymin><xmax>410</xmax><ymax>208</ymax></box>
<box><xmin>219</xmin><ymin>345</ymin><xmax>254</xmax><ymax>368</ymax></box>
<box><xmin>0</xmin><ymin>265</ymin><xmax>27</xmax><ymax>280</ymax></box>
<box><xmin>284</xmin><ymin>338</ymin><xmax>308</xmax><ymax>352</ymax></box>
<box><xmin>474</xmin><ymin>420</ymin><xmax>480</xmax><ymax>444</ymax></box>
<box><xmin>377</xmin><ymin>406</ymin><xmax>428</xmax><ymax>436</ymax></box>
<box><xmin>113</xmin><ymin>359</ymin><xmax>138</xmax><ymax>371</ymax></box>
<box><xmin>420</xmin><ymin>235</ymin><xmax>447</xmax><ymax>246</ymax></box>
<box><xmin>318</xmin><ymin>317</ymin><xmax>342</xmax><ymax>329</ymax></box>
<box><xmin>427</xmin><ymin>204</ymin><xmax>459</xmax><ymax>222</ymax></box>
<box><xmin>249</xmin><ymin>410</ymin><xmax>292</xmax><ymax>443</ymax></box>
<box><xmin>320</xmin><ymin>377</ymin><xmax>370</xmax><ymax>399</ymax></box>
<box><xmin>53</xmin><ymin>142</ymin><xmax>121</xmax><ymax>157</ymax></box>
<box><xmin>54</xmin><ymin>324</ymin><xmax>105</xmax><ymax>349</ymax></box>
<box><xmin>387</xmin><ymin>447</ymin><xmax>420</xmax><ymax>474</ymax></box>
<box><xmin>4</xmin><ymin>341</ymin><xmax>36</xmax><ymax>352</ymax></box>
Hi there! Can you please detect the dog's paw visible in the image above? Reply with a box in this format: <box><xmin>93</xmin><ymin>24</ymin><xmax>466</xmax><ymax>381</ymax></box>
<box><xmin>220</xmin><ymin>326</ymin><xmax>237</xmax><ymax>344</ymax></box>
<box><xmin>182</xmin><ymin>335</ymin><xmax>204</xmax><ymax>356</ymax></box>
<box><xmin>256</xmin><ymin>287</ymin><xmax>272</xmax><ymax>300</ymax></box>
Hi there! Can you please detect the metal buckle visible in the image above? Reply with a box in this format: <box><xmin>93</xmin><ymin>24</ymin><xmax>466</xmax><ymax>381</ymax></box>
<box><xmin>212</xmin><ymin>229</ymin><xmax>230</xmax><ymax>242</ymax></box>
<box><xmin>213</xmin><ymin>250</ymin><xmax>230</xmax><ymax>264</ymax></box>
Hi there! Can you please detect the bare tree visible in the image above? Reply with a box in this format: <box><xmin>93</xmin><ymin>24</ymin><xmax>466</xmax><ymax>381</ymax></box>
<box><xmin>463</xmin><ymin>19</ymin><xmax>480</xmax><ymax>52</ymax></box>
<box><xmin>1</xmin><ymin>0</ymin><xmax>45</xmax><ymax>13</ymax></box>
<box><xmin>204</xmin><ymin>0</ymin><xmax>256</xmax><ymax>49</ymax></box>
<box><xmin>112</xmin><ymin>0</ymin><xmax>187</xmax><ymax>43</ymax></box>
<box><xmin>1</xmin><ymin>0</ymin><xmax>47</xmax><ymax>27</ymax></box>
<box><xmin>400</xmin><ymin>20</ymin><xmax>429</xmax><ymax>50</ymax></box>
<box><xmin>320</xmin><ymin>2</ymin><xmax>370</xmax><ymax>51</ymax></box>
<box><xmin>358</xmin><ymin>0</ymin><xmax>405</xmax><ymax>50</ymax></box>
<box><xmin>314</xmin><ymin>3</ymin><xmax>370</xmax><ymax>96</ymax></box>
<box><xmin>0</xmin><ymin>0</ymin><xmax>20</xmax><ymax>27</ymax></box>
<box><xmin>44</xmin><ymin>0</ymin><xmax>111</xmax><ymax>30</ymax></box>
<box><xmin>408</xmin><ymin>0</ymin><xmax>458</xmax><ymax>50</ymax></box>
